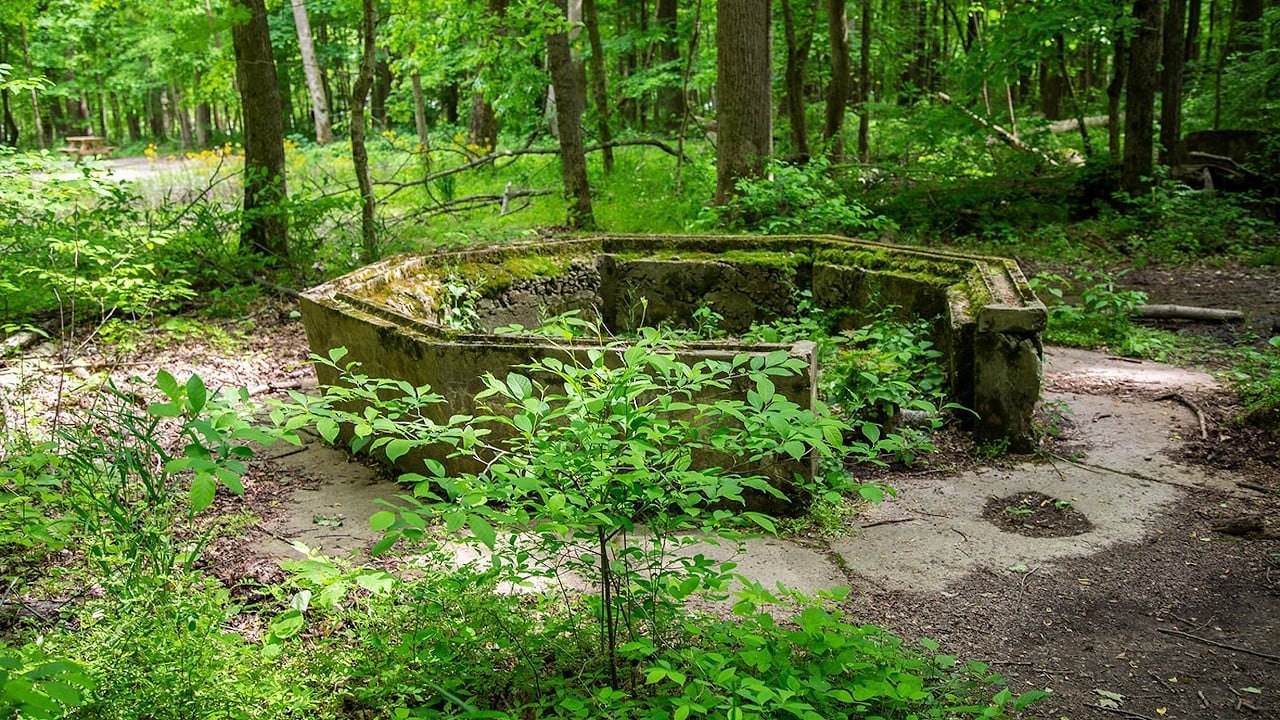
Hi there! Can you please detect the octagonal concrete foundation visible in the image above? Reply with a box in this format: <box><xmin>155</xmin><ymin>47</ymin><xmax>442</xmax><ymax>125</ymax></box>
<box><xmin>300</xmin><ymin>234</ymin><xmax>1046</xmax><ymax>509</ymax></box>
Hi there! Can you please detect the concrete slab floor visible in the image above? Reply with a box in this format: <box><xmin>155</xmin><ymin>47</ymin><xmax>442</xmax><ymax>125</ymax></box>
<box><xmin>254</xmin><ymin>347</ymin><xmax>1228</xmax><ymax>599</ymax></box>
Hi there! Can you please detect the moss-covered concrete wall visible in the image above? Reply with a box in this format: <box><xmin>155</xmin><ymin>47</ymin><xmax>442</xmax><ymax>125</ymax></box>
<box><xmin>301</xmin><ymin>234</ymin><xmax>1047</xmax><ymax>508</ymax></box>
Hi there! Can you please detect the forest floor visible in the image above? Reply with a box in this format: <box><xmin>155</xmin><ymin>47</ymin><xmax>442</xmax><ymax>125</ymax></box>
<box><xmin>5</xmin><ymin>260</ymin><xmax>1278</xmax><ymax>720</ymax></box>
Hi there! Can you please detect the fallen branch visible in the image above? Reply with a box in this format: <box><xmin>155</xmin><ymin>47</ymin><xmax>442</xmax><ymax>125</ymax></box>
<box><xmin>1135</xmin><ymin>304</ymin><xmax>1243</xmax><ymax>322</ymax></box>
<box><xmin>858</xmin><ymin>517</ymin><xmax>917</xmax><ymax>529</ymax></box>
<box><xmin>247</xmin><ymin>379</ymin><xmax>306</xmax><ymax>396</ymax></box>
<box><xmin>1087</xmin><ymin>705</ymin><xmax>1163</xmax><ymax>720</ymax></box>
<box><xmin>1156</xmin><ymin>392</ymin><xmax>1209</xmax><ymax>440</ymax></box>
<box><xmin>1238</xmin><ymin>481</ymin><xmax>1278</xmax><ymax>495</ymax></box>
<box><xmin>1156</xmin><ymin>627</ymin><xmax>1280</xmax><ymax>664</ymax></box>
<box><xmin>937</xmin><ymin>92</ymin><xmax>1059</xmax><ymax>166</ymax></box>
<box><xmin>253</xmin><ymin>277</ymin><xmax>304</xmax><ymax>301</ymax></box>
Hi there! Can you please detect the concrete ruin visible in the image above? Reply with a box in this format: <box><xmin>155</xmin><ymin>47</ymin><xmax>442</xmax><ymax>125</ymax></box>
<box><xmin>299</xmin><ymin>234</ymin><xmax>1046</xmax><ymax>503</ymax></box>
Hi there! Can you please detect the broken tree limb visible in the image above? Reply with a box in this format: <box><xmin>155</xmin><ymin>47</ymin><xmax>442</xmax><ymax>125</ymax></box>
<box><xmin>937</xmin><ymin>92</ymin><xmax>1059</xmax><ymax>166</ymax></box>
<box><xmin>1156</xmin><ymin>627</ymin><xmax>1280</xmax><ymax>664</ymax></box>
<box><xmin>1135</xmin><ymin>304</ymin><xmax>1244</xmax><ymax>322</ymax></box>
<box><xmin>1156</xmin><ymin>392</ymin><xmax>1209</xmax><ymax>440</ymax></box>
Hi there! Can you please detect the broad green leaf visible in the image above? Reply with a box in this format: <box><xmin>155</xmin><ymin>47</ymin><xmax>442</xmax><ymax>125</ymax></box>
<box><xmin>268</xmin><ymin>609</ymin><xmax>305</xmax><ymax>639</ymax></box>
<box><xmin>315</xmin><ymin>418</ymin><xmax>339</xmax><ymax>444</ymax></box>
<box><xmin>506</xmin><ymin>372</ymin><xmax>533</xmax><ymax>400</ymax></box>
<box><xmin>185</xmin><ymin>375</ymin><xmax>207</xmax><ymax>414</ymax></box>
<box><xmin>146</xmin><ymin>402</ymin><xmax>183</xmax><ymax>418</ymax></box>
<box><xmin>369</xmin><ymin>510</ymin><xmax>397</xmax><ymax>531</ymax></box>
<box><xmin>385</xmin><ymin>438</ymin><xmax>412</xmax><ymax>463</ymax></box>
<box><xmin>468</xmin><ymin>514</ymin><xmax>497</xmax><ymax>549</ymax></box>
<box><xmin>155</xmin><ymin>369</ymin><xmax>180</xmax><ymax>399</ymax></box>
<box><xmin>190</xmin><ymin>473</ymin><xmax>216</xmax><ymax>512</ymax></box>
<box><xmin>214</xmin><ymin>467</ymin><xmax>245</xmax><ymax>495</ymax></box>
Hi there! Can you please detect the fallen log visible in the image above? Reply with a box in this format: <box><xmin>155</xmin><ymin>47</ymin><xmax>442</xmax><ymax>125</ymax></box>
<box><xmin>1135</xmin><ymin>304</ymin><xmax>1244</xmax><ymax>322</ymax></box>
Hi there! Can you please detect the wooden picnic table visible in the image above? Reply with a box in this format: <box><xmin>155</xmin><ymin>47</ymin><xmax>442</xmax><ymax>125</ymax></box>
<box><xmin>59</xmin><ymin>135</ymin><xmax>115</xmax><ymax>164</ymax></box>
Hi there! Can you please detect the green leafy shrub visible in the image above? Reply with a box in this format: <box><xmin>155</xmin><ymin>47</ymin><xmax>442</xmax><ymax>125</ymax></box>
<box><xmin>49</xmin><ymin>371</ymin><xmax>289</xmax><ymax>578</ymax></box>
<box><xmin>1031</xmin><ymin>268</ymin><xmax>1174</xmax><ymax>357</ymax></box>
<box><xmin>41</xmin><ymin>578</ymin><xmax>336</xmax><ymax>720</ymax></box>
<box><xmin>0</xmin><ymin>644</ymin><xmax>93</xmax><ymax>720</ymax></box>
<box><xmin>695</xmin><ymin>158</ymin><xmax>893</xmax><ymax>235</ymax></box>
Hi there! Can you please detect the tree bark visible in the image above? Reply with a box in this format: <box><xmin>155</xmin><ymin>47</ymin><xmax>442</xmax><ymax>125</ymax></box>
<box><xmin>231</xmin><ymin>0</ymin><xmax>290</xmax><ymax>261</ymax></box>
<box><xmin>372</xmin><ymin>57</ymin><xmax>392</xmax><ymax>129</ymax></box>
<box><xmin>1121</xmin><ymin>0</ymin><xmax>1162</xmax><ymax>195</ymax></box>
<box><xmin>352</xmin><ymin>0</ymin><xmax>379</xmax><ymax>261</ymax></box>
<box><xmin>1159</xmin><ymin>0</ymin><xmax>1186</xmax><ymax>166</ymax></box>
<box><xmin>857</xmin><ymin>0</ymin><xmax>871</xmax><ymax>161</ymax></box>
<box><xmin>824</xmin><ymin>0</ymin><xmax>851</xmax><ymax>159</ymax></box>
<box><xmin>715</xmin><ymin>0</ymin><xmax>773</xmax><ymax>204</ymax></box>
<box><xmin>781</xmin><ymin>0</ymin><xmax>816</xmax><ymax>159</ymax></box>
<box><xmin>1107</xmin><ymin>32</ymin><xmax>1126</xmax><ymax>162</ymax></box>
<box><xmin>583</xmin><ymin>0</ymin><xmax>614</xmax><ymax>172</ymax></box>
<box><xmin>656</xmin><ymin>0</ymin><xmax>683</xmax><ymax>127</ymax></box>
<box><xmin>411</xmin><ymin>72</ymin><xmax>430</xmax><ymax>149</ymax></box>
<box><xmin>547</xmin><ymin>0</ymin><xmax>596</xmax><ymax>228</ymax></box>
<box><xmin>290</xmin><ymin>0</ymin><xmax>334</xmax><ymax>144</ymax></box>
<box><xmin>19</xmin><ymin>25</ymin><xmax>44</xmax><ymax>149</ymax></box>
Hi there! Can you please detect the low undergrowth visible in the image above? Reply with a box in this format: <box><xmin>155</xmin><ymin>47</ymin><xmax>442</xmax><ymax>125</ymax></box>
<box><xmin>1</xmin><ymin>325</ymin><xmax>1043</xmax><ymax>719</ymax></box>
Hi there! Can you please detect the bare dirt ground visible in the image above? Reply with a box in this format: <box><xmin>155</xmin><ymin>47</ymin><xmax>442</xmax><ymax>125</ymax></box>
<box><xmin>4</xmin><ymin>260</ymin><xmax>1278</xmax><ymax>719</ymax></box>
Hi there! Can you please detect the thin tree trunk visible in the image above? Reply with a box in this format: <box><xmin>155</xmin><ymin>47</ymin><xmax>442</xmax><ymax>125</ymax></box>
<box><xmin>1185</xmin><ymin>0</ymin><xmax>1201</xmax><ymax>61</ymax></box>
<box><xmin>411</xmin><ymin>72</ymin><xmax>429</xmax><ymax>149</ymax></box>
<box><xmin>1056</xmin><ymin>35</ymin><xmax>1091</xmax><ymax>156</ymax></box>
<box><xmin>291</xmin><ymin>0</ymin><xmax>334</xmax><ymax>144</ymax></box>
<box><xmin>781</xmin><ymin>0</ymin><xmax>816</xmax><ymax>159</ymax></box>
<box><xmin>173</xmin><ymin>83</ymin><xmax>194</xmax><ymax>148</ymax></box>
<box><xmin>547</xmin><ymin>0</ymin><xmax>596</xmax><ymax>228</ymax></box>
<box><xmin>656</xmin><ymin>0</ymin><xmax>682</xmax><ymax>128</ymax></box>
<box><xmin>1107</xmin><ymin>33</ymin><xmax>1126</xmax><ymax>163</ymax></box>
<box><xmin>824</xmin><ymin>0</ymin><xmax>851</xmax><ymax>159</ymax></box>
<box><xmin>352</xmin><ymin>0</ymin><xmax>379</xmax><ymax>261</ymax></box>
<box><xmin>583</xmin><ymin>0</ymin><xmax>614</xmax><ymax>172</ymax></box>
<box><xmin>372</xmin><ymin>58</ymin><xmax>392</xmax><ymax>129</ymax></box>
<box><xmin>1159</xmin><ymin>0</ymin><xmax>1186</xmax><ymax>166</ymax></box>
<box><xmin>857</xmin><ymin>0</ymin><xmax>871</xmax><ymax>161</ymax></box>
<box><xmin>20</xmin><ymin>25</ymin><xmax>44</xmax><ymax>149</ymax></box>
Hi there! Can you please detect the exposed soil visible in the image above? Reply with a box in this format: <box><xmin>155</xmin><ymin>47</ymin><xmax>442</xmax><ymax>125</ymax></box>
<box><xmin>983</xmin><ymin>491</ymin><xmax>1095</xmax><ymax>538</ymax></box>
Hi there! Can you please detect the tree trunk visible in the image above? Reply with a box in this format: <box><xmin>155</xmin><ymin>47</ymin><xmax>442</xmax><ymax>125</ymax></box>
<box><xmin>468</xmin><ymin>91</ymin><xmax>499</xmax><ymax>154</ymax></box>
<box><xmin>441</xmin><ymin>82</ymin><xmax>459</xmax><ymax>124</ymax></box>
<box><xmin>290</xmin><ymin>0</ymin><xmax>334</xmax><ymax>144</ymax></box>
<box><xmin>857</xmin><ymin>0</ymin><xmax>871</xmax><ymax>161</ymax></box>
<box><xmin>1159</xmin><ymin>0</ymin><xmax>1186</xmax><ymax>166</ymax></box>
<box><xmin>352</xmin><ymin>0</ymin><xmax>379</xmax><ymax>261</ymax></box>
<box><xmin>196</xmin><ymin>91</ymin><xmax>213</xmax><ymax>147</ymax></box>
<box><xmin>1185</xmin><ymin>0</ymin><xmax>1201</xmax><ymax>61</ymax></box>
<box><xmin>231</xmin><ymin>0</ymin><xmax>290</xmax><ymax>261</ymax></box>
<box><xmin>656</xmin><ymin>0</ymin><xmax>683</xmax><ymax>127</ymax></box>
<box><xmin>411</xmin><ymin>72</ymin><xmax>430</xmax><ymax>149</ymax></box>
<box><xmin>468</xmin><ymin>0</ymin><xmax>509</xmax><ymax>152</ymax></box>
<box><xmin>20</xmin><ymin>25</ymin><xmax>44</xmax><ymax>149</ymax></box>
<box><xmin>372</xmin><ymin>57</ymin><xmax>392</xmax><ymax>129</ymax></box>
<box><xmin>781</xmin><ymin>0</ymin><xmax>816</xmax><ymax>159</ymax></box>
<box><xmin>583</xmin><ymin>0</ymin><xmax>614</xmax><ymax>172</ymax></box>
<box><xmin>547</xmin><ymin>0</ymin><xmax>596</xmax><ymax>228</ymax></box>
<box><xmin>1</xmin><ymin>91</ymin><xmax>17</xmax><ymax>146</ymax></box>
<box><xmin>1040</xmin><ymin>60</ymin><xmax>1063</xmax><ymax>120</ymax></box>
<box><xmin>715</xmin><ymin>0</ymin><xmax>773</xmax><ymax>204</ymax></box>
<box><xmin>173</xmin><ymin>84</ymin><xmax>194</xmax><ymax>148</ymax></box>
<box><xmin>148</xmin><ymin>88</ymin><xmax>166</xmax><ymax>139</ymax></box>
<box><xmin>824</xmin><ymin>0</ymin><xmax>851</xmax><ymax>159</ymax></box>
<box><xmin>1107</xmin><ymin>32</ymin><xmax>1126</xmax><ymax>162</ymax></box>
<box><xmin>1121</xmin><ymin>0</ymin><xmax>1162</xmax><ymax>195</ymax></box>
